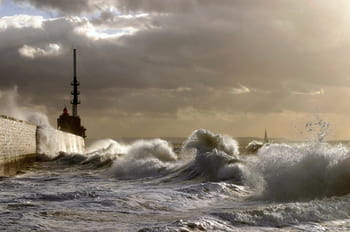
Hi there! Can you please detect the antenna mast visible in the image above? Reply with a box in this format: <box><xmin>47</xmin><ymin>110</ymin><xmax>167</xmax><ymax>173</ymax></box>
<box><xmin>71</xmin><ymin>49</ymin><xmax>80</xmax><ymax>117</ymax></box>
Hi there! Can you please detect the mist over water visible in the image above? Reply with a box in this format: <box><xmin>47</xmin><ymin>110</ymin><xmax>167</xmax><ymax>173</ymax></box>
<box><xmin>2</xmin><ymin>90</ymin><xmax>350</xmax><ymax>231</ymax></box>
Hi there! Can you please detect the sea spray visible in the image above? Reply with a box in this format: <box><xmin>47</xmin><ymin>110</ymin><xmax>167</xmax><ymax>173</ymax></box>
<box><xmin>51</xmin><ymin>139</ymin><xmax>125</xmax><ymax>167</ymax></box>
<box><xmin>0</xmin><ymin>86</ymin><xmax>50</xmax><ymax>127</ymax></box>
<box><xmin>3</xmin><ymin>123</ymin><xmax>350</xmax><ymax>231</ymax></box>
<box><xmin>180</xmin><ymin>129</ymin><xmax>250</xmax><ymax>182</ymax></box>
<box><xmin>176</xmin><ymin>129</ymin><xmax>350</xmax><ymax>201</ymax></box>
<box><xmin>36</xmin><ymin>126</ymin><xmax>61</xmax><ymax>159</ymax></box>
<box><xmin>0</xmin><ymin>86</ymin><xmax>84</xmax><ymax>159</ymax></box>
<box><xmin>248</xmin><ymin>142</ymin><xmax>350</xmax><ymax>201</ymax></box>
<box><xmin>305</xmin><ymin>117</ymin><xmax>330</xmax><ymax>143</ymax></box>
<box><xmin>40</xmin><ymin>137</ymin><xmax>179</xmax><ymax>175</ymax></box>
<box><xmin>108</xmin><ymin>139</ymin><xmax>178</xmax><ymax>179</ymax></box>
<box><xmin>193</xmin><ymin>149</ymin><xmax>245</xmax><ymax>181</ymax></box>
<box><xmin>183</xmin><ymin>129</ymin><xmax>239</xmax><ymax>157</ymax></box>
<box><xmin>85</xmin><ymin>139</ymin><xmax>126</xmax><ymax>154</ymax></box>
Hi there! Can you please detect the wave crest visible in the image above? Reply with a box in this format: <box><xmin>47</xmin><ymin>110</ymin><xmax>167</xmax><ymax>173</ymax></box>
<box><xmin>179</xmin><ymin>129</ymin><xmax>245</xmax><ymax>182</ymax></box>
<box><xmin>250</xmin><ymin>143</ymin><xmax>350</xmax><ymax>201</ymax></box>
<box><xmin>107</xmin><ymin>139</ymin><xmax>178</xmax><ymax>179</ymax></box>
<box><xmin>183</xmin><ymin>129</ymin><xmax>239</xmax><ymax>157</ymax></box>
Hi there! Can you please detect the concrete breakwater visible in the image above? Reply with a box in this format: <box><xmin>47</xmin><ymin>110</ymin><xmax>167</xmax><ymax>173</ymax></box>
<box><xmin>0</xmin><ymin>115</ymin><xmax>85</xmax><ymax>176</ymax></box>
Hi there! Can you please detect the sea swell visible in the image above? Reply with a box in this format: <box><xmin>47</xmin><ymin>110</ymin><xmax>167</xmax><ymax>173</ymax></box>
<box><xmin>39</xmin><ymin>128</ymin><xmax>350</xmax><ymax>203</ymax></box>
<box><xmin>5</xmin><ymin>128</ymin><xmax>350</xmax><ymax>231</ymax></box>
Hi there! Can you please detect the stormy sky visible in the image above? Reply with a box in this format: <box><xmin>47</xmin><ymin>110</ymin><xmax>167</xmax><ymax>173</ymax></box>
<box><xmin>1</xmin><ymin>0</ymin><xmax>350</xmax><ymax>139</ymax></box>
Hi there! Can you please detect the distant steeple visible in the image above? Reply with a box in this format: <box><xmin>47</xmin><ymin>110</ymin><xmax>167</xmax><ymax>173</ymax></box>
<box><xmin>264</xmin><ymin>128</ymin><xmax>269</xmax><ymax>143</ymax></box>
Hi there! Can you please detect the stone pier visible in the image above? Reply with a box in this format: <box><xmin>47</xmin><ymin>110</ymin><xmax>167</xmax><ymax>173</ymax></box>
<box><xmin>0</xmin><ymin>115</ymin><xmax>85</xmax><ymax>176</ymax></box>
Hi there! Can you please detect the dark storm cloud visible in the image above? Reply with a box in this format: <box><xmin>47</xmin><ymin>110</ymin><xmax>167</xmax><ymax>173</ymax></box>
<box><xmin>14</xmin><ymin>0</ymin><xmax>92</xmax><ymax>14</ymax></box>
<box><xmin>1</xmin><ymin>0</ymin><xmax>350</xmax><ymax>138</ymax></box>
<box><xmin>10</xmin><ymin>0</ymin><xmax>307</xmax><ymax>15</ymax></box>
<box><xmin>13</xmin><ymin>0</ymin><xmax>195</xmax><ymax>14</ymax></box>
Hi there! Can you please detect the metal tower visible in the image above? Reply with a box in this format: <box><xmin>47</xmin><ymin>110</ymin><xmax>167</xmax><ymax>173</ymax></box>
<box><xmin>57</xmin><ymin>48</ymin><xmax>86</xmax><ymax>138</ymax></box>
<box><xmin>71</xmin><ymin>49</ymin><xmax>80</xmax><ymax>117</ymax></box>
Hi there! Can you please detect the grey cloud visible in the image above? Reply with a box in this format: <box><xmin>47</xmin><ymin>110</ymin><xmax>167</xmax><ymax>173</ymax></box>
<box><xmin>2</xmin><ymin>1</ymin><xmax>350</xmax><ymax>137</ymax></box>
<box><xmin>14</xmin><ymin>0</ymin><xmax>92</xmax><ymax>14</ymax></box>
<box><xmin>10</xmin><ymin>0</ymin><xmax>306</xmax><ymax>15</ymax></box>
<box><xmin>13</xmin><ymin>0</ymin><xmax>196</xmax><ymax>14</ymax></box>
<box><xmin>90</xmin><ymin>11</ymin><xmax>153</xmax><ymax>30</ymax></box>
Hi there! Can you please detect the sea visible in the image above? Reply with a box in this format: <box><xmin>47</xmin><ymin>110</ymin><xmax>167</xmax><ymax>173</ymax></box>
<box><xmin>2</xmin><ymin>128</ymin><xmax>350</xmax><ymax>231</ymax></box>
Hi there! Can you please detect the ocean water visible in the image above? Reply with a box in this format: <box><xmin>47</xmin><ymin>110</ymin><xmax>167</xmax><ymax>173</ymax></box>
<box><xmin>2</xmin><ymin>129</ymin><xmax>350</xmax><ymax>231</ymax></box>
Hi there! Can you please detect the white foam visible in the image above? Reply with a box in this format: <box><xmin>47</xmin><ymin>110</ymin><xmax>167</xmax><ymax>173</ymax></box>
<box><xmin>213</xmin><ymin>195</ymin><xmax>350</xmax><ymax>227</ymax></box>
<box><xmin>245</xmin><ymin>142</ymin><xmax>350</xmax><ymax>201</ymax></box>
<box><xmin>246</xmin><ymin>140</ymin><xmax>264</xmax><ymax>153</ymax></box>
<box><xmin>106</xmin><ymin>139</ymin><xmax>179</xmax><ymax>179</ymax></box>
<box><xmin>180</xmin><ymin>129</ymin><xmax>245</xmax><ymax>181</ymax></box>
<box><xmin>85</xmin><ymin>139</ymin><xmax>126</xmax><ymax>155</ymax></box>
<box><xmin>183</xmin><ymin>129</ymin><xmax>239</xmax><ymax>157</ymax></box>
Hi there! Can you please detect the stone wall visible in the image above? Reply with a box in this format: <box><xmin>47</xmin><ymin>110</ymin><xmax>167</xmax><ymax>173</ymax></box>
<box><xmin>0</xmin><ymin>115</ymin><xmax>37</xmax><ymax>175</ymax></box>
<box><xmin>0</xmin><ymin>115</ymin><xmax>85</xmax><ymax>175</ymax></box>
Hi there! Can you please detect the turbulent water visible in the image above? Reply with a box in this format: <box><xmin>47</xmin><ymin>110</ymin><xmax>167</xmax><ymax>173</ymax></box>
<box><xmin>2</xmin><ymin>129</ymin><xmax>350</xmax><ymax>231</ymax></box>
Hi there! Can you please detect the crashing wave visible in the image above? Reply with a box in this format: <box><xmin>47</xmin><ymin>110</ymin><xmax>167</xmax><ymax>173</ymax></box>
<box><xmin>103</xmin><ymin>138</ymin><xmax>179</xmax><ymax>179</ymax></box>
<box><xmin>183</xmin><ymin>129</ymin><xmax>239</xmax><ymax>157</ymax></box>
<box><xmin>246</xmin><ymin>140</ymin><xmax>264</xmax><ymax>153</ymax></box>
<box><xmin>48</xmin><ymin>138</ymin><xmax>179</xmax><ymax>178</ymax></box>
<box><xmin>247</xmin><ymin>142</ymin><xmax>350</xmax><ymax>201</ymax></box>
<box><xmin>179</xmin><ymin>129</ymin><xmax>247</xmax><ymax>182</ymax></box>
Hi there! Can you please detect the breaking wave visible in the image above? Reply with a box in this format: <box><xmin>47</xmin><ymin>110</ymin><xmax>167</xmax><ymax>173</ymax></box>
<box><xmin>107</xmin><ymin>139</ymin><xmax>179</xmax><ymax>179</ymax></box>
<box><xmin>37</xmin><ymin>127</ymin><xmax>350</xmax><ymax>202</ymax></box>
<box><xmin>50</xmin><ymin>129</ymin><xmax>247</xmax><ymax>182</ymax></box>
<box><xmin>248</xmin><ymin>142</ymin><xmax>350</xmax><ymax>201</ymax></box>
<box><xmin>178</xmin><ymin>129</ymin><xmax>249</xmax><ymax>182</ymax></box>
<box><xmin>53</xmin><ymin>138</ymin><xmax>180</xmax><ymax>179</ymax></box>
<box><xmin>183</xmin><ymin>129</ymin><xmax>239</xmax><ymax>157</ymax></box>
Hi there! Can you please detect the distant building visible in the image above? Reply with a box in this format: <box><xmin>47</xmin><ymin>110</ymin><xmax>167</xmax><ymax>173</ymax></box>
<box><xmin>57</xmin><ymin>49</ymin><xmax>86</xmax><ymax>138</ymax></box>
<box><xmin>264</xmin><ymin>128</ymin><xmax>269</xmax><ymax>143</ymax></box>
<box><xmin>57</xmin><ymin>106</ymin><xmax>86</xmax><ymax>138</ymax></box>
